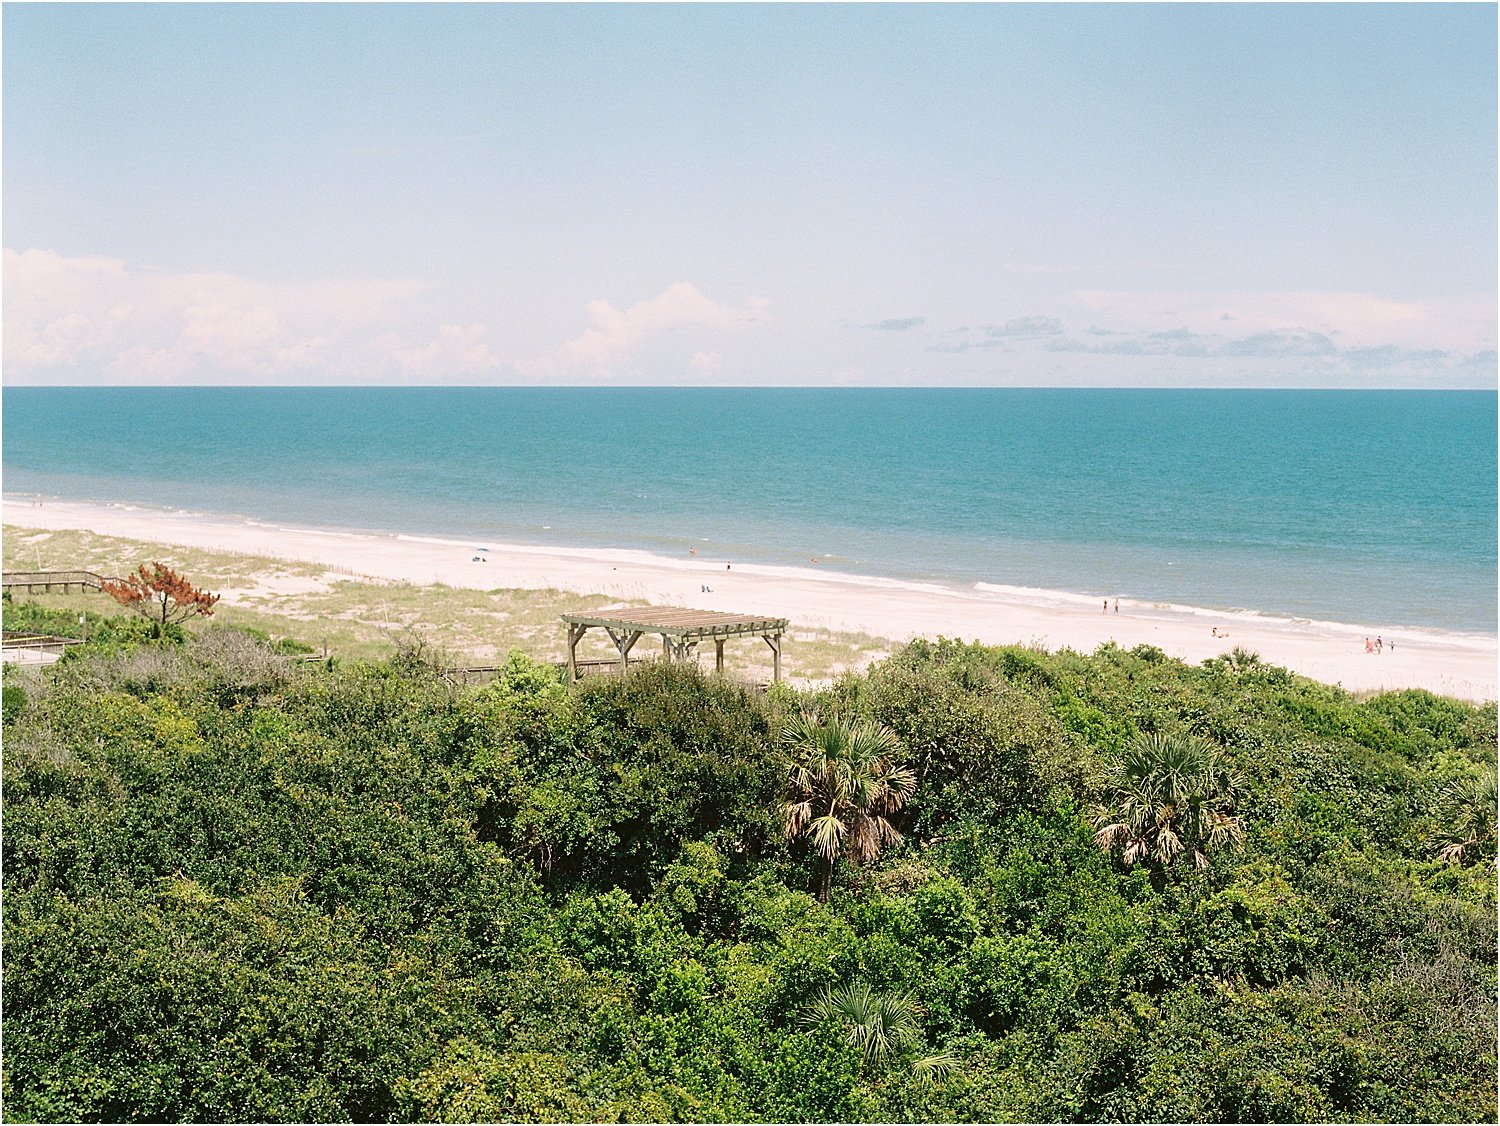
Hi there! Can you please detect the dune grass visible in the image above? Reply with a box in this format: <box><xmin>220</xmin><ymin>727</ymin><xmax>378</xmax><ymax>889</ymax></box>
<box><xmin>2</xmin><ymin>525</ymin><xmax>889</xmax><ymax>682</ymax></box>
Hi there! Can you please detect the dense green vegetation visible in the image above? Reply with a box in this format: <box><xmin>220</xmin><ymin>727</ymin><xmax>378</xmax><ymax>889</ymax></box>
<box><xmin>3</xmin><ymin>613</ymin><xmax>1495</xmax><ymax>1123</ymax></box>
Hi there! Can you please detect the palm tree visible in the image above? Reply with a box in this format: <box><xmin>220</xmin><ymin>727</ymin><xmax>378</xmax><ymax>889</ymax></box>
<box><xmin>1091</xmin><ymin>732</ymin><xmax>1244</xmax><ymax>876</ymax></box>
<box><xmin>800</xmin><ymin>981</ymin><xmax>957</xmax><ymax>1082</ymax></box>
<box><xmin>1430</xmin><ymin>770</ymin><xmax>1497</xmax><ymax>864</ymax></box>
<box><xmin>782</xmin><ymin>712</ymin><xmax>916</xmax><ymax>902</ymax></box>
<box><xmin>801</xmin><ymin>982</ymin><xmax>921</xmax><ymax>1060</ymax></box>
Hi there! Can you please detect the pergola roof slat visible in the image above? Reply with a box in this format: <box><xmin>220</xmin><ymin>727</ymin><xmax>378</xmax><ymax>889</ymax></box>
<box><xmin>562</xmin><ymin>607</ymin><xmax>788</xmax><ymax>635</ymax></box>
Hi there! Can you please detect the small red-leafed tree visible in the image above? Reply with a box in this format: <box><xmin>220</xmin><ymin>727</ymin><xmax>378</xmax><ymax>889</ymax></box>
<box><xmin>102</xmin><ymin>562</ymin><xmax>220</xmax><ymax>632</ymax></box>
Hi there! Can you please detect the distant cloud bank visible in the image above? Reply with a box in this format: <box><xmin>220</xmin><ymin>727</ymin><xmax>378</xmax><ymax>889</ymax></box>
<box><xmin>989</xmin><ymin>315</ymin><xmax>1064</xmax><ymax>338</ymax></box>
<box><xmin>4</xmin><ymin>247</ymin><xmax>1493</xmax><ymax>387</ymax></box>
<box><xmin>3</xmin><ymin>249</ymin><xmax>766</xmax><ymax>384</ymax></box>
<box><xmin>920</xmin><ymin>291</ymin><xmax>1495</xmax><ymax>385</ymax></box>
<box><xmin>4</xmin><ymin>248</ymin><xmax>432</xmax><ymax>382</ymax></box>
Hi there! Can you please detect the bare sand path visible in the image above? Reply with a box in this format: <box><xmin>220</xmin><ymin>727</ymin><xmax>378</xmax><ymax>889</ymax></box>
<box><xmin>4</xmin><ymin>498</ymin><xmax>1494</xmax><ymax>702</ymax></box>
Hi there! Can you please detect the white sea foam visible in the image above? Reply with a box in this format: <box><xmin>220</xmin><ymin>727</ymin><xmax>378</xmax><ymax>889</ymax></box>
<box><xmin>973</xmin><ymin>582</ymin><xmax>1109</xmax><ymax>610</ymax></box>
<box><xmin>971</xmin><ymin>581</ymin><xmax>1495</xmax><ymax>647</ymax></box>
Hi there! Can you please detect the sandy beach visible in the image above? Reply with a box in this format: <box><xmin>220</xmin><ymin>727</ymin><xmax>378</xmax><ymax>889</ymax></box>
<box><xmin>3</xmin><ymin>497</ymin><xmax>1495</xmax><ymax>702</ymax></box>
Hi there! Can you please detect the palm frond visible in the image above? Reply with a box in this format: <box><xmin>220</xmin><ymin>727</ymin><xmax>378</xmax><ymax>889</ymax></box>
<box><xmin>913</xmin><ymin>1052</ymin><xmax>960</xmax><ymax>1086</ymax></box>
<box><xmin>783</xmin><ymin>800</ymin><xmax>813</xmax><ymax>839</ymax></box>
<box><xmin>809</xmin><ymin>813</ymin><xmax>847</xmax><ymax>860</ymax></box>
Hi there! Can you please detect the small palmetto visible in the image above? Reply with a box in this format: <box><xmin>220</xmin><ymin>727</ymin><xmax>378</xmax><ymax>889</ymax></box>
<box><xmin>801</xmin><ymin>981</ymin><xmax>921</xmax><ymax>1060</ymax></box>
<box><xmin>1091</xmin><ymin>732</ymin><xmax>1245</xmax><ymax>872</ymax></box>
<box><xmin>1430</xmin><ymin>770</ymin><xmax>1498</xmax><ymax>864</ymax></box>
<box><xmin>800</xmin><ymin>981</ymin><xmax>957</xmax><ymax>1082</ymax></box>
<box><xmin>782</xmin><ymin>712</ymin><xmax>916</xmax><ymax>901</ymax></box>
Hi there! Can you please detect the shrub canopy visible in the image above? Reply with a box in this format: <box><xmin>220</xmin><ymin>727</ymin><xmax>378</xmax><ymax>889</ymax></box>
<box><xmin>3</xmin><ymin>620</ymin><xmax>1495</xmax><ymax>1122</ymax></box>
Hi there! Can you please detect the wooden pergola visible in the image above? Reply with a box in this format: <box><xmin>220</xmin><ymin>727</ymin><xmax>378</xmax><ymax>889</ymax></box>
<box><xmin>561</xmin><ymin>607</ymin><xmax>790</xmax><ymax>683</ymax></box>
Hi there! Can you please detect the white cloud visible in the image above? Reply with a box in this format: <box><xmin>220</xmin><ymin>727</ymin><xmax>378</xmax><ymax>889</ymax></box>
<box><xmin>4</xmin><ymin>247</ymin><xmax>431</xmax><ymax>382</ymax></box>
<box><xmin>518</xmin><ymin>282</ymin><xmax>767</xmax><ymax>378</ymax></box>
<box><xmin>390</xmin><ymin>324</ymin><xmax>504</xmax><ymax>379</ymax></box>
<box><xmin>3</xmin><ymin>251</ymin><xmax>771</xmax><ymax>385</ymax></box>
<box><xmin>690</xmin><ymin>350</ymin><xmax>723</xmax><ymax>374</ymax></box>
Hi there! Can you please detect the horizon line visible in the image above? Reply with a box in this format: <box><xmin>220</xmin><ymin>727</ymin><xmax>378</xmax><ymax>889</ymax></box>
<box><xmin>2</xmin><ymin>383</ymin><xmax>1496</xmax><ymax>393</ymax></box>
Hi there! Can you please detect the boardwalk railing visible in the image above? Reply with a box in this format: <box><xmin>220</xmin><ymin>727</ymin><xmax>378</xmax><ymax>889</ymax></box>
<box><xmin>1</xmin><ymin>631</ymin><xmax>85</xmax><ymax>661</ymax></box>
<box><xmin>1</xmin><ymin>570</ymin><xmax>120</xmax><ymax>594</ymax></box>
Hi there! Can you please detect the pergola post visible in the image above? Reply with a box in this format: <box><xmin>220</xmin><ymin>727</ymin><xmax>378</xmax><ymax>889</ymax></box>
<box><xmin>566</xmin><ymin>623</ymin><xmax>587</xmax><ymax>682</ymax></box>
<box><xmin>604</xmin><ymin>627</ymin><xmax>642</xmax><ymax>674</ymax></box>
<box><xmin>764</xmin><ymin>632</ymin><xmax>782</xmax><ymax>683</ymax></box>
<box><xmin>715</xmin><ymin>638</ymin><xmax>725</xmax><ymax>673</ymax></box>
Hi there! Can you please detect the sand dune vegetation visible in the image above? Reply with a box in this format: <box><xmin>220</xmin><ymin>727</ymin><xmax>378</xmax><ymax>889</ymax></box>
<box><xmin>3</xmin><ymin>598</ymin><xmax>1494</xmax><ymax>1121</ymax></box>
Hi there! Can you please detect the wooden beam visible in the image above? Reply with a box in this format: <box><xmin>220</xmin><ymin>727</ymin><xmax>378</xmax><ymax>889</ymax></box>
<box><xmin>604</xmin><ymin>627</ymin><xmax>643</xmax><ymax>673</ymax></box>
<box><xmin>765</xmin><ymin>632</ymin><xmax>782</xmax><ymax>683</ymax></box>
<box><xmin>566</xmin><ymin>622</ymin><xmax>587</xmax><ymax>682</ymax></box>
<box><xmin>715</xmin><ymin>638</ymin><xmax>724</xmax><ymax>673</ymax></box>
<box><xmin>560</xmin><ymin>609</ymin><xmax>789</xmax><ymax>638</ymax></box>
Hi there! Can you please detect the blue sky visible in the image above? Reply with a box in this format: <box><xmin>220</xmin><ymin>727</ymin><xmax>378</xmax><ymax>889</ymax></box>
<box><xmin>4</xmin><ymin>3</ymin><xmax>1495</xmax><ymax>386</ymax></box>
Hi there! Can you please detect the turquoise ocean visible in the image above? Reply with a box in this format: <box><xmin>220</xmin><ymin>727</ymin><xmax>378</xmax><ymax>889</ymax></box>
<box><xmin>3</xmin><ymin>388</ymin><xmax>1495</xmax><ymax>634</ymax></box>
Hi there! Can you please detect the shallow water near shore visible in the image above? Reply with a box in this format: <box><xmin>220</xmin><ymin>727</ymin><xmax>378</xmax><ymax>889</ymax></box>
<box><xmin>4</xmin><ymin>387</ymin><xmax>1495</xmax><ymax>633</ymax></box>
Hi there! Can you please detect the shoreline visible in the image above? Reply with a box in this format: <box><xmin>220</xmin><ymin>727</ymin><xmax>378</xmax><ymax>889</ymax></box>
<box><xmin>3</xmin><ymin>495</ymin><xmax>1496</xmax><ymax>702</ymax></box>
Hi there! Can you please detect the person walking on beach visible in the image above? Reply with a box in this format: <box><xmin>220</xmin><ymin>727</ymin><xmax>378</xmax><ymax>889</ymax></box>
<box><xmin>1103</xmin><ymin>599</ymin><xmax>1108</xmax><ymax>614</ymax></box>
<box><xmin>1376</xmin><ymin>635</ymin><xmax>1383</xmax><ymax>653</ymax></box>
<box><xmin>1113</xmin><ymin>599</ymin><xmax>1119</xmax><ymax>614</ymax></box>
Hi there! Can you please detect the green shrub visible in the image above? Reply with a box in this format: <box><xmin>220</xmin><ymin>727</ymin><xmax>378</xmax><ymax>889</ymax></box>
<box><xmin>2</xmin><ymin>683</ymin><xmax>27</xmax><ymax>724</ymax></box>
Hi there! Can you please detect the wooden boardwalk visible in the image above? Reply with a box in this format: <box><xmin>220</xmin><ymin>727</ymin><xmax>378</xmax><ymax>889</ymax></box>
<box><xmin>1</xmin><ymin>631</ymin><xmax>85</xmax><ymax>664</ymax></box>
<box><xmin>1</xmin><ymin>570</ymin><xmax>120</xmax><ymax>594</ymax></box>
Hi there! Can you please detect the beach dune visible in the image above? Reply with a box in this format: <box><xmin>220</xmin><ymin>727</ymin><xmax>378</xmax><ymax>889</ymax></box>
<box><xmin>4</xmin><ymin>498</ymin><xmax>1495</xmax><ymax>703</ymax></box>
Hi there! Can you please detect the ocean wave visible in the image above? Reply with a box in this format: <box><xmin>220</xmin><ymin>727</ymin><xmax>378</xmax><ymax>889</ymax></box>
<box><xmin>973</xmin><ymin>582</ymin><xmax>1494</xmax><ymax>647</ymax></box>
<box><xmin>973</xmin><ymin>582</ymin><xmax>1109</xmax><ymax>609</ymax></box>
<box><xmin>395</xmin><ymin>532</ymin><xmax>489</xmax><ymax>549</ymax></box>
